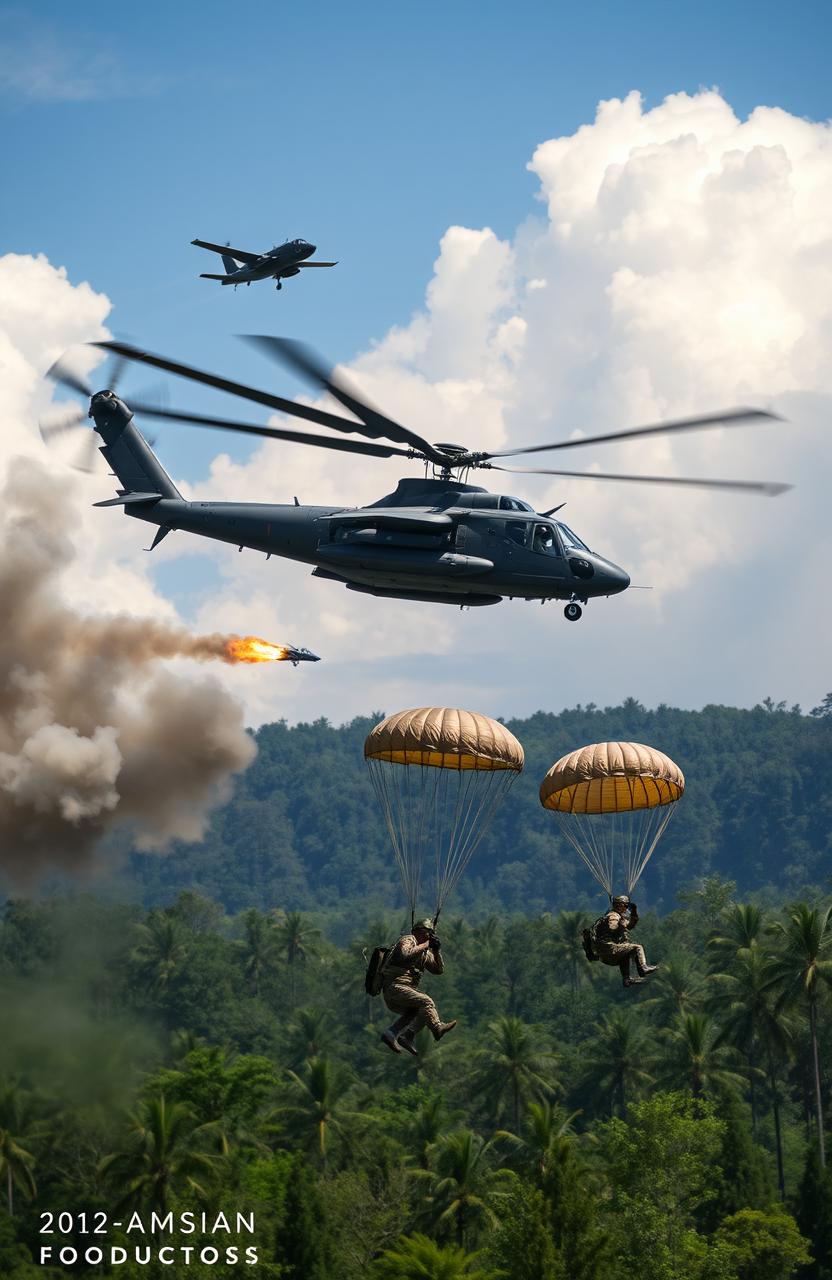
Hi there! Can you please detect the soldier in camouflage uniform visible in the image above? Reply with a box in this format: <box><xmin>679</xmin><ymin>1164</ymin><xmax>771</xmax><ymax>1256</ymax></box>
<box><xmin>594</xmin><ymin>894</ymin><xmax>658</xmax><ymax>988</ymax></box>
<box><xmin>381</xmin><ymin>918</ymin><xmax>457</xmax><ymax>1056</ymax></box>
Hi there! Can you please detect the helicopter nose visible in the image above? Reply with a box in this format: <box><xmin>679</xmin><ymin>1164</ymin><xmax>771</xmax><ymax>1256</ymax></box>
<box><xmin>308</xmin><ymin>243</ymin><xmax>317</xmax><ymax>255</ymax></box>
<box><xmin>607</xmin><ymin>563</ymin><xmax>630</xmax><ymax>594</ymax></box>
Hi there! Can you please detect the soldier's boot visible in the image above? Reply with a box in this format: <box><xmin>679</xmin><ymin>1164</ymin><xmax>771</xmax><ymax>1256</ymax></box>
<box><xmin>380</xmin><ymin>1029</ymin><xmax>403</xmax><ymax>1054</ymax></box>
<box><xmin>431</xmin><ymin>1020</ymin><xmax>458</xmax><ymax>1041</ymax></box>
<box><xmin>638</xmin><ymin>963</ymin><xmax>659</xmax><ymax>976</ymax></box>
<box><xmin>397</xmin><ymin>1030</ymin><xmax>419</xmax><ymax>1057</ymax></box>
<box><xmin>623</xmin><ymin>976</ymin><xmax>645</xmax><ymax>987</ymax></box>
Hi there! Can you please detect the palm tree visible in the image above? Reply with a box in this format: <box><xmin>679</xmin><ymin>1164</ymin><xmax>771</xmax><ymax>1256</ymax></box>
<box><xmin>768</xmin><ymin>903</ymin><xmax>832</xmax><ymax>1165</ymax></box>
<box><xmin>497</xmin><ymin>1099</ymin><xmax>579</xmax><ymax>1181</ymax></box>
<box><xmin>273</xmin><ymin>910</ymin><xmax>321</xmax><ymax>1006</ymax></box>
<box><xmin>707</xmin><ymin>903</ymin><xmax>766</xmax><ymax>972</ymax></box>
<box><xmin>99</xmin><ymin>1093</ymin><xmax>224</xmax><ymax>1220</ymax></box>
<box><xmin>642</xmin><ymin>952</ymin><xmax>706</xmax><ymax>1022</ymax></box>
<box><xmin>277</xmin><ymin>1056</ymin><xmax>362</xmax><ymax>1169</ymax></box>
<box><xmin>0</xmin><ymin>1085</ymin><xmax>37</xmax><ymax>1216</ymax></box>
<box><xmin>655</xmin><ymin>1012</ymin><xmax>747</xmax><ymax>1100</ymax></box>
<box><xmin>283</xmin><ymin>1006</ymin><xmax>335</xmax><ymax>1069</ymax></box>
<box><xmin>441</xmin><ymin>916</ymin><xmax>473</xmax><ymax>962</ymax></box>
<box><xmin>469</xmin><ymin>1016</ymin><xmax>559</xmax><ymax>1131</ymax></box>
<box><xmin>369</xmin><ymin>1233</ymin><xmax>503</xmax><ymax>1279</ymax></box>
<box><xmin>580</xmin><ymin>1010</ymin><xmax>653</xmax><ymax>1116</ymax></box>
<box><xmin>423</xmin><ymin>1130</ymin><xmax>515</xmax><ymax>1248</ymax></box>
<box><xmin>403</xmin><ymin>1094</ymin><xmax>463</xmax><ymax>1169</ymax></box>
<box><xmin>239</xmin><ymin>908</ymin><xmax>279</xmax><ymax>997</ymax></box>
<box><xmin>708</xmin><ymin>947</ymin><xmax>792</xmax><ymax>1195</ymax></box>
<box><xmin>471</xmin><ymin>917</ymin><xmax>503</xmax><ymax>953</ymax></box>
<box><xmin>550</xmin><ymin>911</ymin><xmax>593</xmax><ymax>995</ymax></box>
<box><xmin>131</xmin><ymin>912</ymin><xmax>187</xmax><ymax>997</ymax></box>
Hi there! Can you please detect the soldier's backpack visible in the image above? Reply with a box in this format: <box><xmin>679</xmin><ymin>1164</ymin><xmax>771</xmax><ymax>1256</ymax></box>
<box><xmin>581</xmin><ymin>920</ymin><xmax>602</xmax><ymax>963</ymax></box>
<box><xmin>364</xmin><ymin>945</ymin><xmax>391</xmax><ymax>996</ymax></box>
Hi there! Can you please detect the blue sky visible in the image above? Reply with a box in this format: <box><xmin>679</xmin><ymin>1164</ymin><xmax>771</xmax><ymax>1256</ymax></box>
<box><xmin>2</xmin><ymin>0</ymin><xmax>831</xmax><ymax>729</ymax></box>
<box><xmin>3</xmin><ymin>0</ymin><xmax>829</xmax><ymax>480</ymax></box>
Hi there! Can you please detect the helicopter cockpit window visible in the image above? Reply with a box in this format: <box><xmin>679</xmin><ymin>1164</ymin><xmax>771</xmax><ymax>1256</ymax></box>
<box><xmin>499</xmin><ymin>496</ymin><xmax>533</xmax><ymax>512</ymax></box>
<box><xmin>557</xmin><ymin>522</ymin><xmax>589</xmax><ymax>552</ymax></box>
<box><xmin>531</xmin><ymin>523</ymin><xmax>561</xmax><ymax>556</ymax></box>
<box><xmin>505</xmin><ymin>520</ymin><xmax>529</xmax><ymax>547</ymax></box>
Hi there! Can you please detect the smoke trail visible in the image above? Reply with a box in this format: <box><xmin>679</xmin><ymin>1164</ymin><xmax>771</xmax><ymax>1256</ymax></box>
<box><xmin>0</xmin><ymin>457</ymin><xmax>257</xmax><ymax>886</ymax></box>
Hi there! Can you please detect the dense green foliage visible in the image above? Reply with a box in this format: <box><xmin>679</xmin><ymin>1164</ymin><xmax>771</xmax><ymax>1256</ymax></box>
<box><xmin>114</xmin><ymin>698</ymin><xmax>832</xmax><ymax>917</ymax></box>
<box><xmin>1</xmin><ymin>695</ymin><xmax>829</xmax><ymax>1275</ymax></box>
<box><xmin>0</xmin><ymin>886</ymin><xmax>829</xmax><ymax>1278</ymax></box>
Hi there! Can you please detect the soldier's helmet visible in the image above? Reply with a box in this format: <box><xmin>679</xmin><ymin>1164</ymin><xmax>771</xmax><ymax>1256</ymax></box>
<box><xmin>414</xmin><ymin>917</ymin><xmax>435</xmax><ymax>932</ymax></box>
<box><xmin>611</xmin><ymin>894</ymin><xmax>630</xmax><ymax>908</ymax></box>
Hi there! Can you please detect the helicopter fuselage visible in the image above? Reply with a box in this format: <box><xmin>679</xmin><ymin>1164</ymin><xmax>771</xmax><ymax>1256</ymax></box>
<box><xmin>122</xmin><ymin>477</ymin><xmax>630</xmax><ymax>608</ymax></box>
<box><xmin>49</xmin><ymin>343</ymin><xmax>787</xmax><ymax>618</ymax></box>
<box><xmin>88</xmin><ymin>395</ymin><xmax>629</xmax><ymax>612</ymax></box>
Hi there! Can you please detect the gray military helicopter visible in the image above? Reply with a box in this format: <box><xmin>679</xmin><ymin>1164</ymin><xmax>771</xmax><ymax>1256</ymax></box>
<box><xmin>42</xmin><ymin>338</ymin><xmax>788</xmax><ymax>619</ymax></box>
<box><xmin>192</xmin><ymin>237</ymin><xmax>337</xmax><ymax>290</ymax></box>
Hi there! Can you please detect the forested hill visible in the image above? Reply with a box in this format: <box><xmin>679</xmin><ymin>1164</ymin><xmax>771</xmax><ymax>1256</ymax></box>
<box><xmin>122</xmin><ymin>697</ymin><xmax>832</xmax><ymax>917</ymax></box>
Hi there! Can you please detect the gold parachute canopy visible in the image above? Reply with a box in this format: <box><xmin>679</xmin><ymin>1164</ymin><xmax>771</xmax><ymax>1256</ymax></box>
<box><xmin>364</xmin><ymin>706</ymin><xmax>525</xmax><ymax>772</ymax></box>
<box><xmin>539</xmin><ymin>741</ymin><xmax>685</xmax><ymax>897</ymax></box>
<box><xmin>364</xmin><ymin>707</ymin><xmax>524</xmax><ymax>920</ymax></box>
<box><xmin>540</xmin><ymin>742</ymin><xmax>684</xmax><ymax>814</ymax></box>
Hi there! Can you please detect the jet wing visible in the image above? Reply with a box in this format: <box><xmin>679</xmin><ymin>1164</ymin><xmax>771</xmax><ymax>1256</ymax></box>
<box><xmin>191</xmin><ymin>239</ymin><xmax>261</xmax><ymax>266</ymax></box>
<box><xmin>296</xmin><ymin>261</ymin><xmax>338</xmax><ymax>268</ymax></box>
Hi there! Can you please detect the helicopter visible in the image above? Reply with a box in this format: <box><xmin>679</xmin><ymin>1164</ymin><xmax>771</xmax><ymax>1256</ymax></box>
<box><xmin>42</xmin><ymin>337</ymin><xmax>789</xmax><ymax>620</ymax></box>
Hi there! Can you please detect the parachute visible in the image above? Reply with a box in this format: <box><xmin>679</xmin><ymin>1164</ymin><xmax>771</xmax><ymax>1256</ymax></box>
<box><xmin>539</xmin><ymin>741</ymin><xmax>684</xmax><ymax>897</ymax></box>
<box><xmin>364</xmin><ymin>707</ymin><xmax>524</xmax><ymax>921</ymax></box>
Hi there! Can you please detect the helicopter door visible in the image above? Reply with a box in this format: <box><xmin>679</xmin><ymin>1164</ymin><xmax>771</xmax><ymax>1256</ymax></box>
<box><xmin>520</xmin><ymin>522</ymin><xmax>568</xmax><ymax>583</ymax></box>
<box><xmin>487</xmin><ymin>519</ymin><xmax>529</xmax><ymax>561</ymax></box>
<box><xmin>504</xmin><ymin>520</ymin><xmax>529</xmax><ymax>557</ymax></box>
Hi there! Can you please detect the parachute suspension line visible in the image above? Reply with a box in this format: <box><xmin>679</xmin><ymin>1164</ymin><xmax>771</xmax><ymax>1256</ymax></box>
<box><xmin>437</xmin><ymin>766</ymin><xmax>511</xmax><ymax>915</ymax></box>
<box><xmin>367</xmin><ymin>756</ymin><xmax>521</xmax><ymax>920</ymax></box>
<box><xmin>368</xmin><ymin>759</ymin><xmax>420</xmax><ymax>917</ymax></box>
<box><xmin>552</xmin><ymin>798</ymin><xmax>678</xmax><ymax>896</ymax></box>
<box><xmin>439</xmin><ymin>764</ymin><xmax>479</xmax><ymax>913</ymax></box>
<box><xmin>627</xmin><ymin>801</ymin><xmax>677</xmax><ymax>893</ymax></box>
<box><xmin>554</xmin><ymin>818</ymin><xmax>611</xmax><ymax>896</ymax></box>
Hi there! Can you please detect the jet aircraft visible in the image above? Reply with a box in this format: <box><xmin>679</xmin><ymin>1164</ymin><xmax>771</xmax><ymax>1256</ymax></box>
<box><xmin>192</xmin><ymin>237</ymin><xmax>337</xmax><ymax>290</ymax></box>
<box><xmin>284</xmin><ymin>645</ymin><xmax>321</xmax><ymax>666</ymax></box>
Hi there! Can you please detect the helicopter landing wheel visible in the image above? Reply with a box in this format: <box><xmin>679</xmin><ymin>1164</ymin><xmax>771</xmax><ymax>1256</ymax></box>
<box><xmin>564</xmin><ymin>602</ymin><xmax>583</xmax><ymax>622</ymax></box>
<box><xmin>275</xmin><ymin>280</ymin><xmax>282</xmax><ymax>290</ymax></box>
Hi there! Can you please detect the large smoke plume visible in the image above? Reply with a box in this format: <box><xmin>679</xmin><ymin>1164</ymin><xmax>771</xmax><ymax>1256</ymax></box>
<box><xmin>0</xmin><ymin>457</ymin><xmax>257</xmax><ymax>886</ymax></box>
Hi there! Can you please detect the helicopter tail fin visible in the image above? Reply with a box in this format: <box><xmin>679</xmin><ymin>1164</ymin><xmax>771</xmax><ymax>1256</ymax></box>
<box><xmin>95</xmin><ymin>415</ymin><xmax>182</xmax><ymax>501</ymax></box>
<box><xmin>221</xmin><ymin>250</ymin><xmax>239</xmax><ymax>275</ymax></box>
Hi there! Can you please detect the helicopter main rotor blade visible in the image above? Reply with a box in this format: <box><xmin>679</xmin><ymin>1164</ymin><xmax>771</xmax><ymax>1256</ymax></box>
<box><xmin>491</xmin><ymin>464</ymin><xmax>791</xmax><ymax>496</ymax></box>
<box><xmin>242</xmin><ymin>335</ymin><xmax>446</xmax><ymax>463</ymax></box>
<box><xmin>45</xmin><ymin>355</ymin><xmax>93</xmax><ymax>399</ymax></box>
<box><xmin>39</xmin><ymin>406</ymin><xmax>87</xmax><ymax>441</ymax></box>
<box><xmin>72</xmin><ymin>430</ymin><xmax>101</xmax><ymax>474</ymax></box>
<box><xmin>95</xmin><ymin>340</ymin><xmax>428</xmax><ymax>457</ymax></box>
<box><xmin>130</xmin><ymin>403</ymin><xmax>412</xmax><ymax>459</ymax></box>
<box><xmin>483</xmin><ymin>408</ymin><xmax>782</xmax><ymax>460</ymax></box>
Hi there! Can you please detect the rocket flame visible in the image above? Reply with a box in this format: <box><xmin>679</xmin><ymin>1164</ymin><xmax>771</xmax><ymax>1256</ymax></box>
<box><xmin>225</xmin><ymin>635</ymin><xmax>291</xmax><ymax>664</ymax></box>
